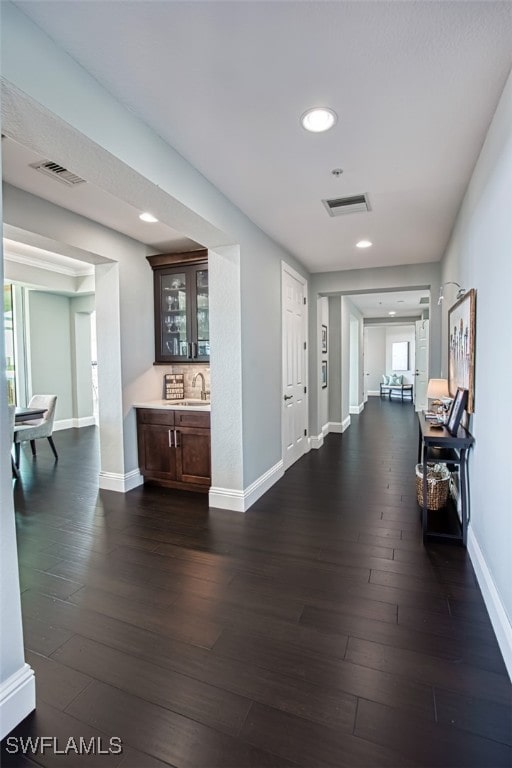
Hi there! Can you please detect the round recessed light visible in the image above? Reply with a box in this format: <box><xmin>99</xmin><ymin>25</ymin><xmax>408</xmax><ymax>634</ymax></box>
<box><xmin>301</xmin><ymin>107</ymin><xmax>337</xmax><ymax>133</ymax></box>
<box><xmin>388</xmin><ymin>311</ymin><xmax>397</xmax><ymax>316</ymax></box>
<box><xmin>139</xmin><ymin>212</ymin><xmax>158</xmax><ymax>223</ymax></box>
<box><xmin>356</xmin><ymin>240</ymin><xmax>372</xmax><ymax>249</ymax></box>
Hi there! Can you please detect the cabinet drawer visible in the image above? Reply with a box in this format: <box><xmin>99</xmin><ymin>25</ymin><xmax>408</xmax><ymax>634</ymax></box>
<box><xmin>137</xmin><ymin>408</ymin><xmax>175</xmax><ymax>426</ymax></box>
<box><xmin>175</xmin><ymin>410</ymin><xmax>210</xmax><ymax>428</ymax></box>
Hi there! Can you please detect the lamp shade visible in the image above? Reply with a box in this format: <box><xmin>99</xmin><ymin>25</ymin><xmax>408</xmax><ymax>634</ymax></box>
<box><xmin>427</xmin><ymin>378</ymin><xmax>449</xmax><ymax>399</ymax></box>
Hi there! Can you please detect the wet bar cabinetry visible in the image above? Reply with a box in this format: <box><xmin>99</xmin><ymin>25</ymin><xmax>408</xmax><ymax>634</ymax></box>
<box><xmin>147</xmin><ymin>250</ymin><xmax>209</xmax><ymax>364</ymax></box>
<box><xmin>137</xmin><ymin>407</ymin><xmax>211</xmax><ymax>491</ymax></box>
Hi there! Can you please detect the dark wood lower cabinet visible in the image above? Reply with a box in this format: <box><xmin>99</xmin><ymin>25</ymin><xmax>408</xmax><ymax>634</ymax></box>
<box><xmin>137</xmin><ymin>408</ymin><xmax>210</xmax><ymax>492</ymax></box>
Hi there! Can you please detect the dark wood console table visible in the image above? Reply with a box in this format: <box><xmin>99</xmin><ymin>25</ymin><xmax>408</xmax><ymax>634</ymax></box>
<box><xmin>417</xmin><ymin>412</ymin><xmax>474</xmax><ymax>546</ymax></box>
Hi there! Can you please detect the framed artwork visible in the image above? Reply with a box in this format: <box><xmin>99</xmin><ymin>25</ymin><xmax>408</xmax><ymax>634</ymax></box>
<box><xmin>391</xmin><ymin>341</ymin><xmax>409</xmax><ymax>371</ymax></box>
<box><xmin>321</xmin><ymin>360</ymin><xmax>328</xmax><ymax>389</ymax></box>
<box><xmin>448</xmin><ymin>289</ymin><xmax>476</xmax><ymax>412</ymax></box>
<box><xmin>446</xmin><ymin>387</ymin><xmax>468</xmax><ymax>435</ymax></box>
<box><xmin>321</xmin><ymin>324</ymin><xmax>328</xmax><ymax>354</ymax></box>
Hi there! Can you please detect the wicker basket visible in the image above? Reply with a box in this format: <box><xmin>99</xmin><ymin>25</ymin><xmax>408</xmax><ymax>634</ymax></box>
<box><xmin>415</xmin><ymin>463</ymin><xmax>450</xmax><ymax>510</ymax></box>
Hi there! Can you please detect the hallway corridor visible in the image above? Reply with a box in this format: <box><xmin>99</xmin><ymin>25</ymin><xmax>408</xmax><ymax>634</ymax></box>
<box><xmin>2</xmin><ymin>399</ymin><xmax>511</xmax><ymax>767</ymax></box>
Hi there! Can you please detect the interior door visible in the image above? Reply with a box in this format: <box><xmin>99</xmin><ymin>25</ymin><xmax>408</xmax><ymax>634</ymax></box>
<box><xmin>415</xmin><ymin>319</ymin><xmax>429</xmax><ymax>411</ymax></box>
<box><xmin>282</xmin><ymin>263</ymin><xmax>308</xmax><ymax>471</ymax></box>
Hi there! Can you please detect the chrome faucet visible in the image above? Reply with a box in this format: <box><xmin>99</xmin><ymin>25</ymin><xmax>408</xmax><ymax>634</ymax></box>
<box><xmin>192</xmin><ymin>372</ymin><xmax>210</xmax><ymax>401</ymax></box>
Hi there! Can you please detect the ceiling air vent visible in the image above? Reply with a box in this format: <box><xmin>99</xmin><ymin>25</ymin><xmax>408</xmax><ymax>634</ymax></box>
<box><xmin>322</xmin><ymin>193</ymin><xmax>371</xmax><ymax>217</ymax></box>
<box><xmin>29</xmin><ymin>160</ymin><xmax>87</xmax><ymax>187</ymax></box>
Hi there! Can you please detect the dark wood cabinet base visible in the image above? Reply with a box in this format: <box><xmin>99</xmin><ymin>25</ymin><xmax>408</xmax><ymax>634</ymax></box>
<box><xmin>137</xmin><ymin>407</ymin><xmax>211</xmax><ymax>492</ymax></box>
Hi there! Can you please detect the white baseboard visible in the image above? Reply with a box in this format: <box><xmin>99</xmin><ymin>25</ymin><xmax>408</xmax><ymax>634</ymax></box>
<box><xmin>53</xmin><ymin>416</ymin><xmax>96</xmax><ymax>431</ymax></box>
<box><xmin>209</xmin><ymin>459</ymin><xmax>284</xmax><ymax>513</ymax></box>
<box><xmin>349</xmin><ymin>402</ymin><xmax>364</xmax><ymax>415</ymax></box>
<box><xmin>99</xmin><ymin>468</ymin><xmax>144</xmax><ymax>493</ymax></box>
<box><xmin>311</xmin><ymin>423</ymin><xmax>329</xmax><ymax>449</ymax></box>
<box><xmin>310</xmin><ymin>433</ymin><xmax>324</xmax><ymax>449</ymax></box>
<box><xmin>467</xmin><ymin>528</ymin><xmax>512</xmax><ymax>681</ymax></box>
<box><xmin>368</xmin><ymin>390</ymin><xmax>380</xmax><ymax>396</ymax></box>
<box><xmin>328</xmin><ymin>416</ymin><xmax>351</xmax><ymax>433</ymax></box>
<box><xmin>0</xmin><ymin>663</ymin><xmax>35</xmax><ymax>740</ymax></box>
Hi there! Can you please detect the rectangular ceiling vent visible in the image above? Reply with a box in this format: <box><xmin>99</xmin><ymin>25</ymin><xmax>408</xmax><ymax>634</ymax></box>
<box><xmin>322</xmin><ymin>193</ymin><xmax>371</xmax><ymax>217</ymax></box>
<box><xmin>29</xmin><ymin>160</ymin><xmax>87</xmax><ymax>187</ymax></box>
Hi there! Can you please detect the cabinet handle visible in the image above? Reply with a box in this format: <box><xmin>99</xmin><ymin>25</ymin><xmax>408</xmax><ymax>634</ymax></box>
<box><xmin>168</xmin><ymin>429</ymin><xmax>173</xmax><ymax>448</ymax></box>
<box><xmin>174</xmin><ymin>429</ymin><xmax>180</xmax><ymax>448</ymax></box>
<box><xmin>187</xmin><ymin>343</ymin><xmax>192</xmax><ymax>359</ymax></box>
<box><xmin>193</xmin><ymin>342</ymin><xmax>198</xmax><ymax>358</ymax></box>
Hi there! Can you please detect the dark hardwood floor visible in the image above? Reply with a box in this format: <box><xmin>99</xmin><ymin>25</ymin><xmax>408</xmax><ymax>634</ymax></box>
<box><xmin>2</xmin><ymin>399</ymin><xmax>511</xmax><ymax>767</ymax></box>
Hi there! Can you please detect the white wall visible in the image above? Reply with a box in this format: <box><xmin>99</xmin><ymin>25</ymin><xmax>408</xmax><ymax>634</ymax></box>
<box><xmin>440</xmin><ymin>69</ymin><xmax>512</xmax><ymax>677</ymax></box>
<box><xmin>318</xmin><ymin>297</ymin><xmax>329</xmax><ymax>432</ymax></box>
<box><xmin>364</xmin><ymin>326</ymin><xmax>387</xmax><ymax>394</ymax></box>
<box><xmin>327</xmin><ymin>297</ymin><xmax>342</xmax><ymax>427</ymax></box>
<box><xmin>385</xmin><ymin>324</ymin><xmax>415</xmax><ymax>385</ymax></box>
<box><xmin>27</xmin><ymin>292</ymin><xmax>73</xmax><ymax>420</ymax></box>
<box><xmin>340</xmin><ymin>297</ymin><xmax>352</xmax><ymax>426</ymax></box>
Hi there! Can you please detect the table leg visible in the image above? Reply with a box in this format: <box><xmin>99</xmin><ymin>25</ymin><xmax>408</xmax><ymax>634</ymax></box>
<box><xmin>460</xmin><ymin>448</ymin><xmax>468</xmax><ymax>546</ymax></box>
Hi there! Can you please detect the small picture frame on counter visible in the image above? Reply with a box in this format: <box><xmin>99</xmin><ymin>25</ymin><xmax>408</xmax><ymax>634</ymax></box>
<box><xmin>163</xmin><ymin>373</ymin><xmax>184</xmax><ymax>400</ymax></box>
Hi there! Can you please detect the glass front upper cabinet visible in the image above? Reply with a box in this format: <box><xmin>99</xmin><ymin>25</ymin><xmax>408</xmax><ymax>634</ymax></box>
<box><xmin>195</xmin><ymin>268</ymin><xmax>210</xmax><ymax>361</ymax></box>
<box><xmin>148</xmin><ymin>253</ymin><xmax>209</xmax><ymax>364</ymax></box>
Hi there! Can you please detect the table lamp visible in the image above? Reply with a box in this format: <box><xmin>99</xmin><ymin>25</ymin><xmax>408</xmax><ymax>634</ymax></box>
<box><xmin>427</xmin><ymin>378</ymin><xmax>450</xmax><ymax>412</ymax></box>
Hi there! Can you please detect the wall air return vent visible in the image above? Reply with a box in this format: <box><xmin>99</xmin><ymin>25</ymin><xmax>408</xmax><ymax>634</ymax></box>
<box><xmin>322</xmin><ymin>193</ymin><xmax>371</xmax><ymax>217</ymax></box>
<box><xmin>29</xmin><ymin>160</ymin><xmax>87</xmax><ymax>187</ymax></box>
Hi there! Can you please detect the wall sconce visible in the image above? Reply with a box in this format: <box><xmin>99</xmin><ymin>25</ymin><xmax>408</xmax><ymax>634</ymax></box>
<box><xmin>437</xmin><ymin>282</ymin><xmax>466</xmax><ymax>305</ymax></box>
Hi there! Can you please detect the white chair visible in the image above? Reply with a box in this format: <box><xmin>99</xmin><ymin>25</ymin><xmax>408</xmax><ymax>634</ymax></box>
<box><xmin>13</xmin><ymin>395</ymin><xmax>58</xmax><ymax>467</ymax></box>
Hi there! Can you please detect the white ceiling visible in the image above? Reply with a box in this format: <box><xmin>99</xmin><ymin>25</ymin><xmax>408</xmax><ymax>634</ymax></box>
<box><xmin>2</xmin><ymin>137</ymin><xmax>200</xmax><ymax>253</ymax></box>
<box><xmin>10</xmin><ymin>0</ymin><xmax>512</xmax><ymax>276</ymax></box>
<box><xmin>349</xmin><ymin>290</ymin><xmax>429</xmax><ymax>319</ymax></box>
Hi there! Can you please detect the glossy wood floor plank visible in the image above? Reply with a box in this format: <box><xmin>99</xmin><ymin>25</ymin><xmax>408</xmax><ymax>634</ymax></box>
<box><xmin>2</xmin><ymin>400</ymin><xmax>510</xmax><ymax>768</ymax></box>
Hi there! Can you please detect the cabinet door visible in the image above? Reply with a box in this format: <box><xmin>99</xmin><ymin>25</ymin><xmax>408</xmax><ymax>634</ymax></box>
<box><xmin>192</xmin><ymin>266</ymin><xmax>210</xmax><ymax>361</ymax></box>
<box><xmin>156</xmin><ymin>269</ymin><xmax>192</xmax><ymax>362</ymax></box>
<box><xmin>154</xmin><ymin>264</ymin><xmax>209</xmax><ymax>363</ymax></box>
<box><xmin>138</xmin><ymin>423</ymin><xmax>177</xmax><ymax>480</ymax></box>
<box><xmin>175</xmin><ymin>427</ymin><xmax>211</xmax><ymax>486</ymax></box>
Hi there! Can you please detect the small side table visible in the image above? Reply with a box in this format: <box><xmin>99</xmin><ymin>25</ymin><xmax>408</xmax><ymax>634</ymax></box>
<box><xmin>417</xmin><ymin>412</ymin><xmax>474</xmax><ymax>546</ymax></box>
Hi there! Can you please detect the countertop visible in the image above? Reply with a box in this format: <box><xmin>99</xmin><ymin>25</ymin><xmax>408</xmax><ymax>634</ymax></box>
<box><xmin>133</xmin><ymin>399</ymin><xmax>211</xmax><ymax>412</ymax></box>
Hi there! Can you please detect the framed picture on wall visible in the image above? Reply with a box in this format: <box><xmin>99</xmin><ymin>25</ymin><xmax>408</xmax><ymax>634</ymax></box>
<box><xmin>391</xmin><ymin>341</ymin><xmax>409</xmax><ymax>371</ymax></box>
<box><xmin>448</xmin><ymin>289</ymin><xmax>476</xmax><ymax>412</ymax></box>
<box><xmin>321</xmin><ymin>324</ymin><xmax>328</xmax><ymax>354</ymax></box>
<box><xmin>446</xmin><ymin>387</ymin><xmax>468</xmax><ymax>435</ymax></box>
<box><xmin>321</xmin><ymin>360</ymin><xmax>328</xmax><ymax>388</ymax></box>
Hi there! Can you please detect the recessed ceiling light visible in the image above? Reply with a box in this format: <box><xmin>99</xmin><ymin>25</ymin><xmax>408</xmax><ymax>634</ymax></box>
<box><xmin>388</xmin><ymin>311</ymin><xmax>397</xmax><ymax>316</ymax></box>
<box><xmin>301</xmin><ymin>107</ymin><xmax>337</xmax><ymax>133</ymax></box>
<box><xmin>139</xmin><ymin>212</ymin><xmax>158</xmax><ymax>223</ymax></box>
<box><xmin>356</xmin><ymin>240</ymin><xmax>372</xmax><ymax>249</ymax></box>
